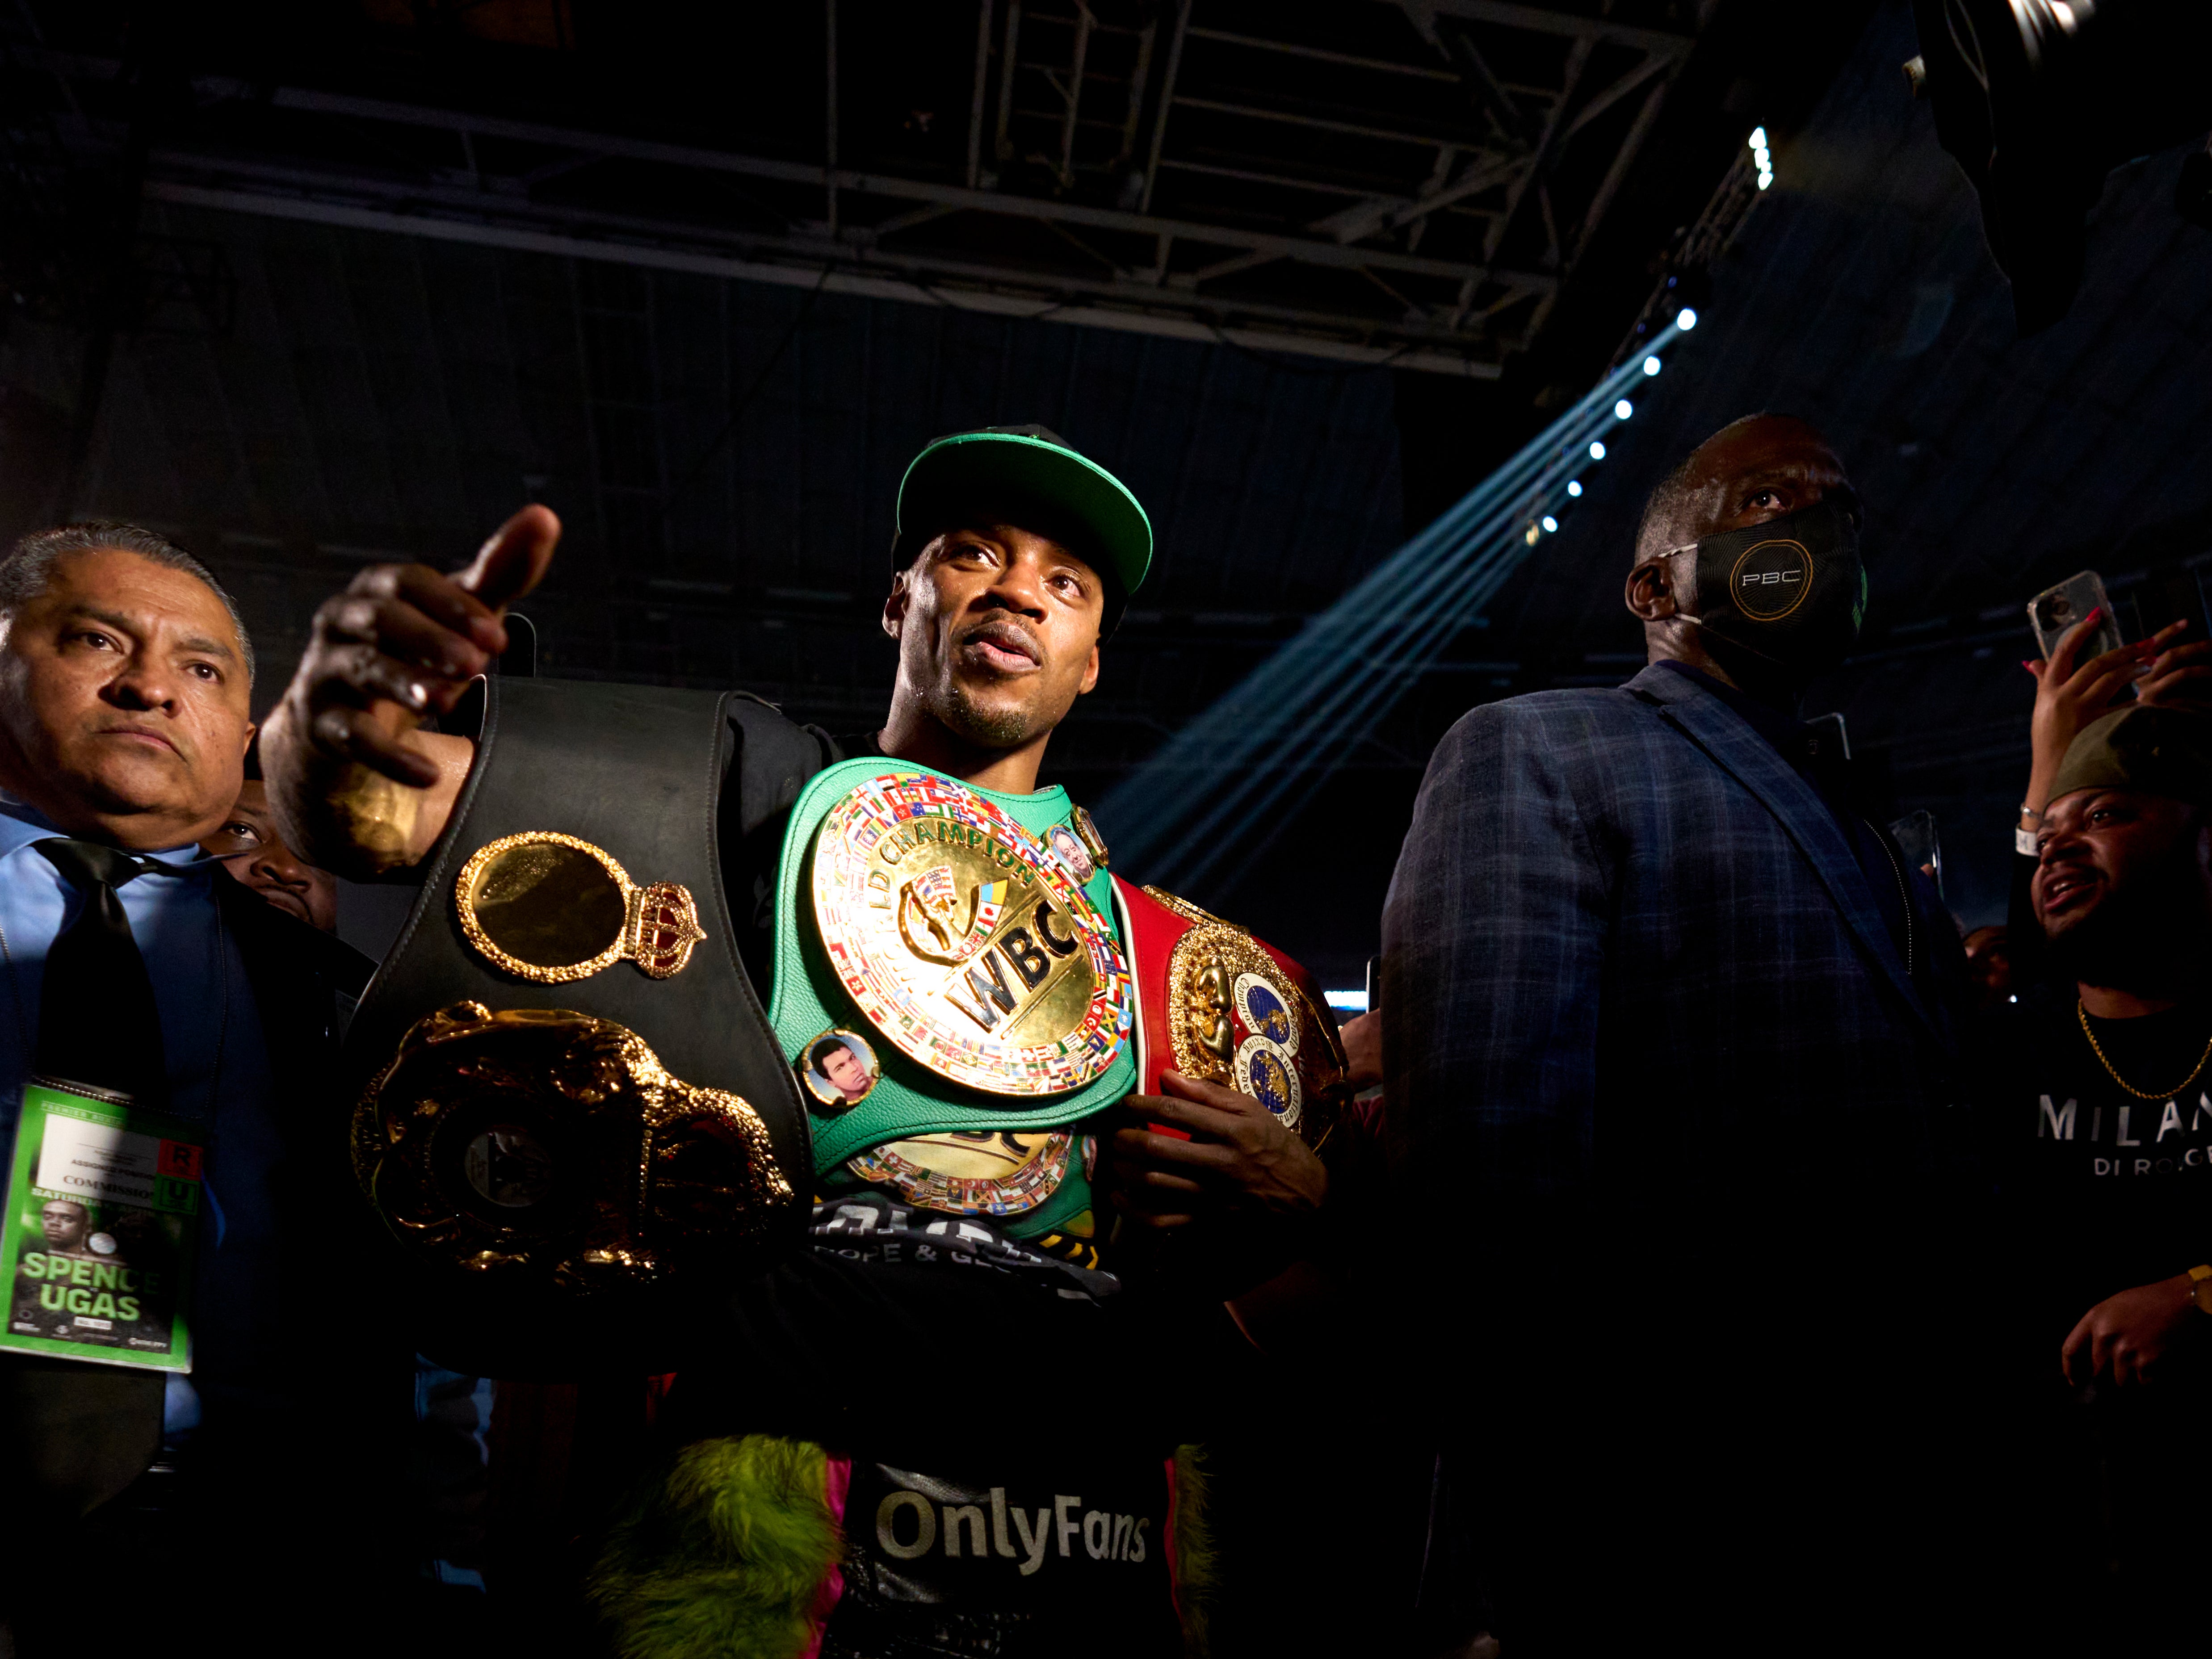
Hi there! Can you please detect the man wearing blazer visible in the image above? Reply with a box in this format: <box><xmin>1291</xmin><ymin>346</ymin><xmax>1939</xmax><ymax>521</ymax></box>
<box><xmin>1382</xmin><ymin>416</ymin><xmax>1985</xmax><ymax>1656</ymax></box>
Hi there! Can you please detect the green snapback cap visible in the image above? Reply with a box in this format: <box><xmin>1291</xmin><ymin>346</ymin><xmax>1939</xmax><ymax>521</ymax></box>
<box><xmin>894</xmin><ymin>424</ymin><xmax>1153</xmax><ymax>599</ymax></box>
<box><xmin>2050</xmin><ymin>705</ymin><xmax>2212</xmax><ymax>809</ymax></box>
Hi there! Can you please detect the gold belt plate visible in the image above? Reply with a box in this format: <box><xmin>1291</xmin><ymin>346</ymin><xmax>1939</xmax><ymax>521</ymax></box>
<box><xmin>353</xmin><ymin>1002</ymin><xmax>793</xmax><ymax>1289</ymax></box>
<box><xmin>811</xmin><ymin>772</ymin><xmax>1132</xmax><ymax>1096</ymax></box>
<box><xmin>1163</xmin><ymin>919</ymin><xmax>1346</xmax><ymax>1145</ymax></box>
<box><xmin>845</xmin><ymin>1129</ymin><xmax>1084</xmax><ymax>1218</ymax></box>
<box><xmin>456</xmin><ymin>832</ymin><xmax>707</xmax><ymax>983</ymax></box>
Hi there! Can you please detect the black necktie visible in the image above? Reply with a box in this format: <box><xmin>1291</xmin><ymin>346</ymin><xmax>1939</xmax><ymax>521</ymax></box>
<box><xmin>32</xmin><ymin>838</ymin><xmax>168</xmax><ymax>1105</ymax></box>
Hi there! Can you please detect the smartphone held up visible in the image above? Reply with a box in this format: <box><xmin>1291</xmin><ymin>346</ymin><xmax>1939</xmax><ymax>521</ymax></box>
<box><xmin>2027</xmin><ymin>571</ymin><xmax>2120</xmax><ymax>664</ymax></box>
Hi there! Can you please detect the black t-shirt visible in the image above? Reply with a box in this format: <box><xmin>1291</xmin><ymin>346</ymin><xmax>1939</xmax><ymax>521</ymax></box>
<box><xmin>718</xmin><ymin>714</ymin><xmax>872</xmax><ymax>1000</ymax></box>
<box><xmin>1979</xmin><ymin>985</ymin><xmax>2212</xmax><ymax>1333</ymax></box>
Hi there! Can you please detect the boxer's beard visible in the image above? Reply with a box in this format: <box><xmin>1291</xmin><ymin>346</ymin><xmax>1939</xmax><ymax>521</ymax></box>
<box><xmin>939</xmin><ymin>680</ymin><xmax>1043</xmax><ymax>749</ymax></box>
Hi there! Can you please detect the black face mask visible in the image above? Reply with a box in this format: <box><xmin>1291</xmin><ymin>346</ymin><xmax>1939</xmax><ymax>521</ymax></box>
<box><xmin>1678</xmin><ymin>499</ymin><xmax>1868</xmax><ymax>674</ymax></box>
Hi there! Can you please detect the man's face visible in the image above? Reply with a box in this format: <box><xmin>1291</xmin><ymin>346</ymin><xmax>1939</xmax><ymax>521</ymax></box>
<box><xmin>1662</xmin><ymin>416</ymin><xmax>1862</xmax><ymax>558</ymax></box>
<box><xmin>40</xmin><ymin>1201</ymin><xmax>86</xmax><ymax>1251</ymax></box>
<box><xmin>1962</xmin><ymin>925</ymin><xmax>2013</xmax><ymax>1007</ymax></box>
<box><xmin>201</xmin><ymin>780</ymin><xmax>340</xmax><ymax>931</ymax></box>
<box><xmin>0</xmin><ymin>549</ymin><xmax>252</xmax><ymax>848</ymax></box>
<box><xmin>2033</xmin><ymin>788</ymin><xmax>2212</xmax><ymax>979</ymax></box>
<box><xmin>822</xmin><ymin>1045</ymin><xmax>871</xmax><ymax>1100</ymax></box>
<box><xmin>1628</xmin><ymin>416</ymin><xmax>1863</xmax><ymax>663</ymax></box>
<box><xmin>884</xmin><ymin>522</ymin><xmax>1104</xmax><ymax>751</ymax></box>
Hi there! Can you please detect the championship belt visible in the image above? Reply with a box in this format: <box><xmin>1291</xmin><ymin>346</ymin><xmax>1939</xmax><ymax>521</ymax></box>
<box><xmin>1114</xmin><ymin>881</ymin><xmax>1347</xmax><ymax>1150</ymax></box>
<box><xmin>337</xmin><ymin>678</ymin><xmax>812</xmax><ymax>1378</ymax></box>
<box><xmin>768</xmin><ymin>760</ymin><xmax>1136</xmax><ymax>1241</ymax></box>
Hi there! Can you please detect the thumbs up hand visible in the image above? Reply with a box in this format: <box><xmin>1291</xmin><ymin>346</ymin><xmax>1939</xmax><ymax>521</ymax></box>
<box><xmin>260</xmin><ymin>506</ymin><xmax>561</xmax><ymax>874</ymax></box>
<box><xmin>281</xmin><ymin>506</ymin><xmax>561</xmax><ymax>787</ymax></box>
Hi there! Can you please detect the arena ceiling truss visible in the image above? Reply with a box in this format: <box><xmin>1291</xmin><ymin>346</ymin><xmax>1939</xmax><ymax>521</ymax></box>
<box><xmin>4</xmin><ymin>0</ymin><xmax>1697</xmax><ymax>378</ymax></box>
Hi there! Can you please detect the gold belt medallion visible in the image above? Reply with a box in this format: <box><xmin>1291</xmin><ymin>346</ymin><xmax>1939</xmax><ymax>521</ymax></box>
<box><xmin>845</xmin><ymin>1129</ymin><xmax>1083</xmax><ymax>1218</ymax></box>
<box><xmin>1163</xmin><ymin>918</ymin><xmax>1345</xmax><ymax>1144</ymax></box>
<box><xmin>811</xmin><ymin>772</ymin><xmax>1132</xmax><ymax>1096</ymax></box>
<box><xmin>456</xmin><ymin>832</ymin><xmax>706</xmax><ymax>983</ymax></box>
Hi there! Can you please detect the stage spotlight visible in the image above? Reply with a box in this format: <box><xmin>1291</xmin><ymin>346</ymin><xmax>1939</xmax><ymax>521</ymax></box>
<box><xmin>1907</xmin><ymin>0</ymin><xmax>2212</xmax><ymax>332</ymax></box>
<box><xmin>1095</xmin><ymin>309</ymin><xmax>1697</xmax><ymax>890</ymax></box>
<box><xmin>1643</xmin><ymin>356</ymin><xmax>1662</xmax><ymax>376</ymax></box>
<box><xmin>1676</xmin><ymin>307</ymin><xmax>1698</xmax><ymax>331</ymax></box>
<box><xmin>1614</xmin><ymin>400</ymin><xmax>1634</xmax><ymax>420</ymax></box>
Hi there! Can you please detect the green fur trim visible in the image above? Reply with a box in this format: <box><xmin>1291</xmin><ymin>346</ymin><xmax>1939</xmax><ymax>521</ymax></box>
<box><xmin>1173</xmin><ymin>1443</ymin><xmax>1215</xmax><ymax>1659</ymax></box>
<box><xmin>589</xmin><ymin>1434</ymin><xmax>843</xmax><ymax>1659</ymax></box>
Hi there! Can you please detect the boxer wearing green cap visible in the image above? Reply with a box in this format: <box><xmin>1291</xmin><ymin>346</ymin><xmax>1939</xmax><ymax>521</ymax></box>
<box><xmin>264</xmin><ymin>425</ymin><xmax>1332</xmax><ymax>1655</ymax></box>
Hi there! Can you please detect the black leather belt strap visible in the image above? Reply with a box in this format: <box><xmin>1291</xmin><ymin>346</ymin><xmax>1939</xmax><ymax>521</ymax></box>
<box><xmin>339</xmin><ymin>676</ymin><xmax>813</xmax><ymax>1374</ymax></box>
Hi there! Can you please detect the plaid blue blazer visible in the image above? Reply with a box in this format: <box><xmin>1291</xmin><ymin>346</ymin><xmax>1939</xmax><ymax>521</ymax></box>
<box><xmin>1381</xmin><ymin>663</ymin><xmax>1962</xmax><ymax>1218</ymax></box>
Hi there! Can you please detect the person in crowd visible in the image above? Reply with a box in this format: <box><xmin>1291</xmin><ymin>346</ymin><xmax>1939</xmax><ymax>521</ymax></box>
<box><xmin>1381</xmin><ymin>414</ymin><xmax>1985</xmax><ymax>1654</ymax></box>
<box><xmin>199</xmin><ymin>760</ymin><xmax>339</xmax><ymax>932</ymax></box>
<box><xmin>1985</xmin><ymin>701</ymin><xmax>2212</xmax><ymax>1655</ymax></box>
<box><xmin>1963</xmin><ymin>923</ymin><xmax>2015</xmax><ymax>1009</ymax></box>
<box><xmin>2007</xmin><ymin>607</ymin><xmax>2212</xmax><ymax>992</ymax></box>
<box><xmin>262</xmin><ymin>430</ymin><xmax>1335</xmax><ymax>1655</ymax></box>
<box><xmin>0</xmin><ymin>524</ymin><xmax>413</xmax><ymax>1653</ymax></box>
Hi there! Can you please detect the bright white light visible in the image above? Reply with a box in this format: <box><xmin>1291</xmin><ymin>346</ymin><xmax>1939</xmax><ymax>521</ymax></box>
<box><xmin>1643</xmin><ymin>356</ymin><xmax>1661</xmax><ymax>376</ymax></box>
<box><xmin>1676</xmin><ymin>307</ymin><xmax>1698</xmax><ymax>331</ymax></box>
<box><xmin>1614</xmin><ymin>399</ymin><xmax>1633</xmax><ymax>420</ymax></box>
<box><xmin>1541</xmin><ymin>515</ymin><xmax>1558</xmax><ymax>533</ymax></box>
<box><xmin>1757</xmin><ymin>172</ymin><xmax>1772</xmax><ymax>191</ymax></box>
<box><xmin>1323</xmin><ymin>989</ymin><xmax>1368</xmax><ymax>1013</ymax></box>
<box><xmin>1524</xmin><ymin>524</ymin><xmax>1541</xmax><ymax>546</ymax></box>
<box><xmin>1566</xmin><ymin>479</ymin><xmax>1583</xmax><ymax>497</ymax></box>
<box><xmin>1588</xmin><ymin>440</ymin><xmax>1607</xmax><ymax>460</ymax></box>
<box><xmin>1750</xmin><ymin>126</ymin><xmax>1768</xmax><ymax>150</ymax></box>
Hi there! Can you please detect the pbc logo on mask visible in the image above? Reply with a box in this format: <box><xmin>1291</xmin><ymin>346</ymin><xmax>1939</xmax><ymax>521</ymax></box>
<box><xmin>1729</xmin><ymin>537</ymin><xmax>1814</xmax><ymax>623</ymax></box>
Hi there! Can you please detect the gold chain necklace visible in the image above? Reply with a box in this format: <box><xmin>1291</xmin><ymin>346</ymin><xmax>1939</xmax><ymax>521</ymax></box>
<box><xmin>2076</xmin><ymin>1000</ymin><xmax>2212</xmax><ymax>1101</ymax></box>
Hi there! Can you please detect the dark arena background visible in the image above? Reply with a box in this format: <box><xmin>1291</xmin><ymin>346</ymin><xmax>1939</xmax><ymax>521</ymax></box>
<box><xmin>4</xmin><ymin>0</ymin><xmax>2211</xmax><ymax>990</ymax></box>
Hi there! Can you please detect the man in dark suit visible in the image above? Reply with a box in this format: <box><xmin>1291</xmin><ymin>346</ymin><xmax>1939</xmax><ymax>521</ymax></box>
<box><xmin>1382</xmin><ymin>416</ymin><xmax>1982</xmax><ymax>1655</ymax></box>
<box><xmin>0</xmin><ymin>524</ymin><xmax>405</xmax><ymax>1653</ymax></box>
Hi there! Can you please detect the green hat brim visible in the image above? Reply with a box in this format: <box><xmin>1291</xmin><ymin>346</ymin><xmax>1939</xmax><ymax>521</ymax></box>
<box><xmin>2049</xmin><ymin>705</ymin><xmax>2212</xmax><ymax>809</ymax></box>
<box><xmin>896</xmin><ymin>432</ymin><xmax>1152</xmax><ymax>598</ymax></box>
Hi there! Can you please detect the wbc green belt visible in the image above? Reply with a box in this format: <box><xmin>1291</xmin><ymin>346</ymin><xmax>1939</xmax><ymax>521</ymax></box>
<box><xmin>767</xmin><ymin>760</ymin><xmax>1134</xmax><ymax>1190</ymax></box>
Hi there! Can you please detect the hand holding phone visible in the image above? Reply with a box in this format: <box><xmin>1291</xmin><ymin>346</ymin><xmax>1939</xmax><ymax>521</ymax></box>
<box><xmin>2027</xmin><ymin>571</ymin><xmax>2121</xmax><ymax>664</ymax></box>
<box><xmin>2024</xmin><ymin>575</ymin><xmax>2159</xmax><ymax>812</ymax></box>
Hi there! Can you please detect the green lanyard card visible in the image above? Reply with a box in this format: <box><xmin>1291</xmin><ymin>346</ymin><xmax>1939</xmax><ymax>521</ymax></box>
<box><xmin>0</xmin><ymin>1081</ymin><xmax>200</xmax><ymax>1373</ymax></box>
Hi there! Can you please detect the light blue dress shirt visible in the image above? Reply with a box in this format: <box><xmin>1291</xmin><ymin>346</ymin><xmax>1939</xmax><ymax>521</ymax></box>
<box><xmin>0</xmin><ymin>798</ymin><xmax>276</xmax><ymax>1437</ymax></box>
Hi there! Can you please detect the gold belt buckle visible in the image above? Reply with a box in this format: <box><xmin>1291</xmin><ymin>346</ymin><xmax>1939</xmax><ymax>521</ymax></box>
<box><xmin>354</xmin><ymin>1002</ymin><xmax>793</xmax><ymax>1289</ymax></box>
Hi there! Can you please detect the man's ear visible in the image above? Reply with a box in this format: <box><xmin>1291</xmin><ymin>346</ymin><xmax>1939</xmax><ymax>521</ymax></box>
<box><xmin>882</xmin><ymin>568</ymin><xmax>911</xmax><ymax>642</ymax></box>
<box><xmin>240</xmin><ymin>722</ymin><xmax>257</xmax><ymax>759</ymax></box>
<box><xmin>1076</xmin><ymin>642</ymin><xmax>1101</xmax><ymax>697</ymax></box>
<box><xmin>1624</xmin><ymin>555</ymin><xmax>1680</xmax><ymax>623</ymax></box>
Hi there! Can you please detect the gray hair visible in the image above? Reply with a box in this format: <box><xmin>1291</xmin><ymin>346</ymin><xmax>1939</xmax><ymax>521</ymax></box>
<box><xmin>0</xmin><ymin>523</ymin><xmax>254</xmax><ymax>688</ymax></box>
